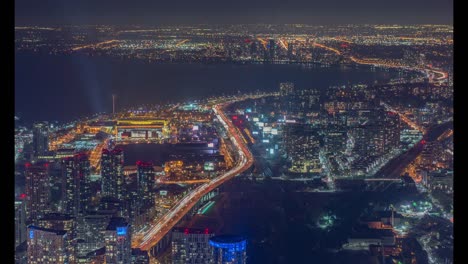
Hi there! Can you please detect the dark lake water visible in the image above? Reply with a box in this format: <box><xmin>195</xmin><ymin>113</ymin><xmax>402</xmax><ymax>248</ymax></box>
<box><xmin>15</xmin><ymin>52</ymin><xmax>399</xmax><ymax>124</ymax></box>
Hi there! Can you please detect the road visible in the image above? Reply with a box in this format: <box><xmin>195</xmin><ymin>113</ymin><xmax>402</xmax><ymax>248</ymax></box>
<box><xmin>311</xmin><ymin>42</ymin><xmax>448</xmax><ymax>83</ymax></box>
<box><xmin>132</xmin><ymin>100</ymin><xmax>255</xmax><ymax>251</ymax></box>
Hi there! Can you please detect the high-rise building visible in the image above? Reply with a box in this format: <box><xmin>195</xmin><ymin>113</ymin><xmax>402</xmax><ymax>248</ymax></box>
<box><xmin>279</xmin><ymin>82</ymin><xmax>294</xmax><ymax>96</ymax></box>
<box><xmin>37</xmin><ymin>213</ymin><xmax>76</xmax><ymax>240</ymax></box>
<box><xmin>351</xmin><ymin>110</ymin><xmax>401</xmax><ymax>157</ymax></box>
<box><xmin>25</xmin><ymin>163</ymin><xmax>50</xmax><ymax>223</ymax></box>
<box><xmin>104</xmin><ymin>217</ymin><xmax>132</xmax><ymax>264</ymax></box>
<box><xmin>172</xmin><ymin>227</ymin><xmax>215</xmax><ymax>264</ymax></box>
<box><xmin>61</xmin><ymin>153</ymin><xmax>91</xmax><ymax>216</ymax></box>
<box><xmin>250</xmin><ymin>42</ymin><xmax>257</xmax><ymax>57</ymax></box>
<box><xmin>209</xmin><ymin>235</ymin><xmax>247</xmax><ymax>264</ymax></box>
<box><xmin>75</xmin><ymin>212</ymin><xmax>113</xmax><ymax>256</ymax></box>
<box><xmin>15</xmin><ymin>200</ymin><xmax>27</xmax><ymax>248</ymax></box>
<box><xmin>287</xmin><ymin>43</ymin><xmax>294</xmax><ymax>59</ymax></box>
<box><xmin>268</xmin><ymin>39</ymin><xmax>276</xmax><ymax>60</ymax></box>
<box><xmin>382</xmin><ymin>111</ymin><xmax>401</xmax><ymax>151</ymax></box>
<box><xmin>137</xmin><ymin>161</ymin><xmax>155</xmax><ymax>208</ymax></box>
<box><xmin>101</xmin><ymin>148</ymin><xmax>126</xmax><ymax>200</ymax></box>
<box><xmin>27</xmin><ymin>225</ymin><xmax>71</xmax><ymax>264</ymax></box>
<box><xmin>324</xmin><ymin>126</ymin><xmax>348</xmax><ymax>155</ymax></box>
<box><xmin>283</xmin><ymin>124</ymin><xmax>322</xmax><ymax>175</ymax></box>
<box><xmin>37</xmin><ymin>213</ymin><xmax>77</xmax><ymax>263</ymax></box>
<box><xmin>32</xmin><ymin>122</ymin><xmax>49</xmax><ymax>156</ymax></box>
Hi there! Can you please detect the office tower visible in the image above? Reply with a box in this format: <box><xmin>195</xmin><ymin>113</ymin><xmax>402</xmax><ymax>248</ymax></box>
<box><xmin>25</xmin><ymin>163</ymin><xmax>50</xmax><ymax>223</ymax></box>
<box><xmin>27</xmin><ymin>226</ymin><xmax>71</xmax><ymax>264</ymax></box>
<box><xmin>324</xmin><ymin>126</ymin><xmax>348</xmax><ymax>155</ymax></box>
<box><xmin>104</xmin><ymin>217</ymin><xmax>131</xmax><ymax>264</ymax></box>
<box><xmin>37</xmin><ymin>213</ymin><xmax>77</xmax><ymax>263</ymax></box>
<box><xmin>382</xmin><ymin>111</ymin><xmax>401</xmax><ymax>150</ymax></box>
<box><xmin>101</xmin><ymin>148</ymin><xmax>126</xmax><ymax>200</ymax></box>
<box><xmin>250</xmin><ymin>42</ymin><xmax>257</xmax><ymax>57</ymax></box>
<box><xmin>62</xmin><ymin>153</ymin><xmax>91</xmax><ymax>216</ymax></box>
<box><xmin>75</xmin><ymin>212</ymin><xmax>113</xmax><ymax>256</ymax></box>
<box><xmin>37</xmin><ymin>213</ymin><xmax>76</xmax><ymax>240</ymax></box>
<box><xmin>351</xmin><ymin>110</ymin><xmax>401</xmax><ymax>157</ymax></box>
<box><xmin>268</xmin><ymin>39</ymin><xmax>276</xmax><ymax>60</ymax></box>
<box><xmin>99</xmin><ymin>196</ymin><xmax>128</xmax><ymax>218</ymax></box>
<box><xmin>287</xmin><ymin>43</ymin><xmax>294</xmax><ymax>59</ymax></box>
<box><xmin>15</xmin><ymin>200</ymin><xmax>27</xmax><ymax>248</ymax></box>
<box><xmin>137</xmin><ymin>161</ymin><xmax>155</xmax><ymax>207</ymax></box>
<box><xmin>351</xmin><ymin>124</ymin><xmax>378</xmax><ymax>156</ymax></box>
<box><xmin>172</xmin><ymin>227</ymin><xmax>215</xmax><ymax>264</ymax></box>
<box><xmin>209</xmin><ymin>235</ymin><xmax>247</xmax><ymax>264</ymax></box>
<box><xmin>32</xmin><ymin>122</ymin><xmax>49</xmax><ymax>156</ymax></box>
<box><xmin>279</xmin><ymin>82</ymin><xmax>294</xmax><ymax>96</ymax></box>
<box><xmin>283</xmin><ymin>124</ymin><xmax>322</xmax><ymax>174</ymax></box>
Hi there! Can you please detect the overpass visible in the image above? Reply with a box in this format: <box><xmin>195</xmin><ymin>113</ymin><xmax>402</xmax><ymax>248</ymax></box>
<box><xmin>131</xmin><ymin>100</ymin><xmax>255</xmax><ymax>252</ymax></box>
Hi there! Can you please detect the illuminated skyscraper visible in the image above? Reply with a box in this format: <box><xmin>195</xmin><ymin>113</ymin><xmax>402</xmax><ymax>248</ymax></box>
<box><xmin>268</xmin><ymin>39</ymin><xmax>276</xmax><ymax>60</ymax></box>
<box><xmin>32</xmin><ymin>122</ymin><xmax>49</xmax><ymax>157</ymax></box>
<box><xmin>61</xmin><ymin>153</ymin><xmax>91</xmax><ymax>216</ymax></box>
<box><xmin>382</xmin><ymin>111</ymin><xmax>401</xmax><ymax>150</ymax></box>
<box><xmin>37</xmin><ymin>213</ymin><xmax>76</xmax><ymax>240</ymax></box>
<box><xmin>101</xmin><ymin>148</ymin><xmax>126</xmax><ymax>200</ymax></box>
<box><xmin>324</xmin><ymin>126</ymin><xmax>347</xmax><ymax>155</ymax></box>
<box><xmin>37</xmin><ymin>213</ymin><xmax>77</xmax><ymax>263</ymax></box>
<box><xmin>283</xmin><ymin>124</ymin><xmax>322</xmax><ymax>175</ymax></box>
<box><xmin>15</xmin><ymin>200</ymin><xmax>27</xmax><ymax>248</ymax></box>
<box><xmin>287</xmin><ymin>43</ymin><xmax>294</xmax><ymax>59</ymax></box>
<box><xmin>104</xmin><ymin>217</ymin><xmax>132</xmax><ymax>264</ymax></box>
<box><xmin>172</xmin><ymin>227</ymin><xmax>215</xmax><ymax>264</ymax></box>
<box><xmin>137</xmin><ymin>161</ymin><xmax>155</xmax><ymax>207</ymax></box>
<box><xmin>209</xmin><ymin>235</ymin><xmax>247</xmax><ymax>264</ymax></box>
<box><xmin>27</xmin><ymin>226</ymin><xmax>71</xmax><ymax>264</ymax></box>
<box><xmin>25</xmin><ymin>163</ymin><xmax>50</xmax><ymax>223</ymax></box>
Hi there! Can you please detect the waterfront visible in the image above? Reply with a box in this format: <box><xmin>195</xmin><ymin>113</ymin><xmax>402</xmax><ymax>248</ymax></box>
<box><xmin>15</xmin><ymin>52</ymin><xmax>403</xmax><ymax>123</ymax></box>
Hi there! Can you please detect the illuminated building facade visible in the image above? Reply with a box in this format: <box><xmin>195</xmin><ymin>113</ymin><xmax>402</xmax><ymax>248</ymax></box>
<box><xmin>104</xmin><ymin>217</ymin><xmax>131</xmax><ymax>264</ymax></box>
<box><xmin>115</xmin><ymin>118</ymin><xmax>167</xmax><ymax>139</ymax></box>
<box><xmin>32</xmin><ymin>121</ymin><xmax>49</xmax><ymax>156</ymax></box>
<box><xmin>209</xmin><ymin>235</ymin><xmax>247</xmax><ymax>264</ymax></box>
<box><xmin>137</xmin><ymin>161</ymin><xmax>155</xmax><ymax>208</ymax></box>
<box><xmin>101</xmin><ymin>148</ymin><xmax>126</xmax><ymax>200</ymax></box>
<box><xmin>37</xmin><ymin>213</ymin><xmax>76</xmax><ymax>240</ymax></box>
<box><xmin>268</xmin><ymin>39</ymin><xmax>276</xmax><ymax>61</ymax></box>
<box><xmin>15</xmin><ymin>200</ymin><xmax>27</xmax><ymax>248</ymax></box>
<box><xmin>75</xmin><ymin>213</ymin><xmax>112</xmax><ymax>256</ymax></box>
<box><xmin>25</xmin><ymin>163</ymin><xmax>50</xmax><ymax>223</ymax></box>
<box><xmin>27</xmin><ymin>226</ymin><xmax>70</xmax><ymax>264</ymax></box>
<box><xmin>324</xmin><ymin>127</ymin><xmax>348</xmax><ymax>155</ymax></box>
<box><xmin>61</xmin><ymin>153</ymin><xmax>91</xmax><ymax>216</ymax></box>
<box><xmin>172</xmin><ymin>227</ymin><xmax>215</xmax><ymax>264</ymax></box>
<box><xmin>283</xmin><ymin>124</ymin><xmax>322</xmax><ymax>175</ymax></box>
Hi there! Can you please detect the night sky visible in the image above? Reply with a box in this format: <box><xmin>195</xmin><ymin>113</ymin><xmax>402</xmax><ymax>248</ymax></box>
<box><xmin>15</xmin><ymin>0</ymin><xmax>452</xmax><ymax>25</ymax></box>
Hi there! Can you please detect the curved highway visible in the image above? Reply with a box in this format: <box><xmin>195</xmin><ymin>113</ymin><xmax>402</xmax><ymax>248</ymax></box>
<box><xmin>132</xmin><ymin>101</ymin><xmax>254</xmax><ymax>251</ymax></box>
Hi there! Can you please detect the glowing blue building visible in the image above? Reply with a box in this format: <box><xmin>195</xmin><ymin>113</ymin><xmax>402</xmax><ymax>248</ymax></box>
<box><xmin>209</xmin><ymin>235</ymin><xmax>247</xmax><ymax>264</ymax></box>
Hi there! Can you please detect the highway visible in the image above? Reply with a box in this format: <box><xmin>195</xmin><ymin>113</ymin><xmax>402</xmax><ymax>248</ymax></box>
<box><xmin>132</xmin><ymin>100</ymin><xmax>255</xmax><ymax>251</ymax></box>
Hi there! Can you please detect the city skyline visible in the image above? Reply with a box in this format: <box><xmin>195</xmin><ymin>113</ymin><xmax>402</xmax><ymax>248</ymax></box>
<box><xmin>15</xmin><ymin>1</ymin><xmax>453</xmax><ymax>262</ymax></box>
